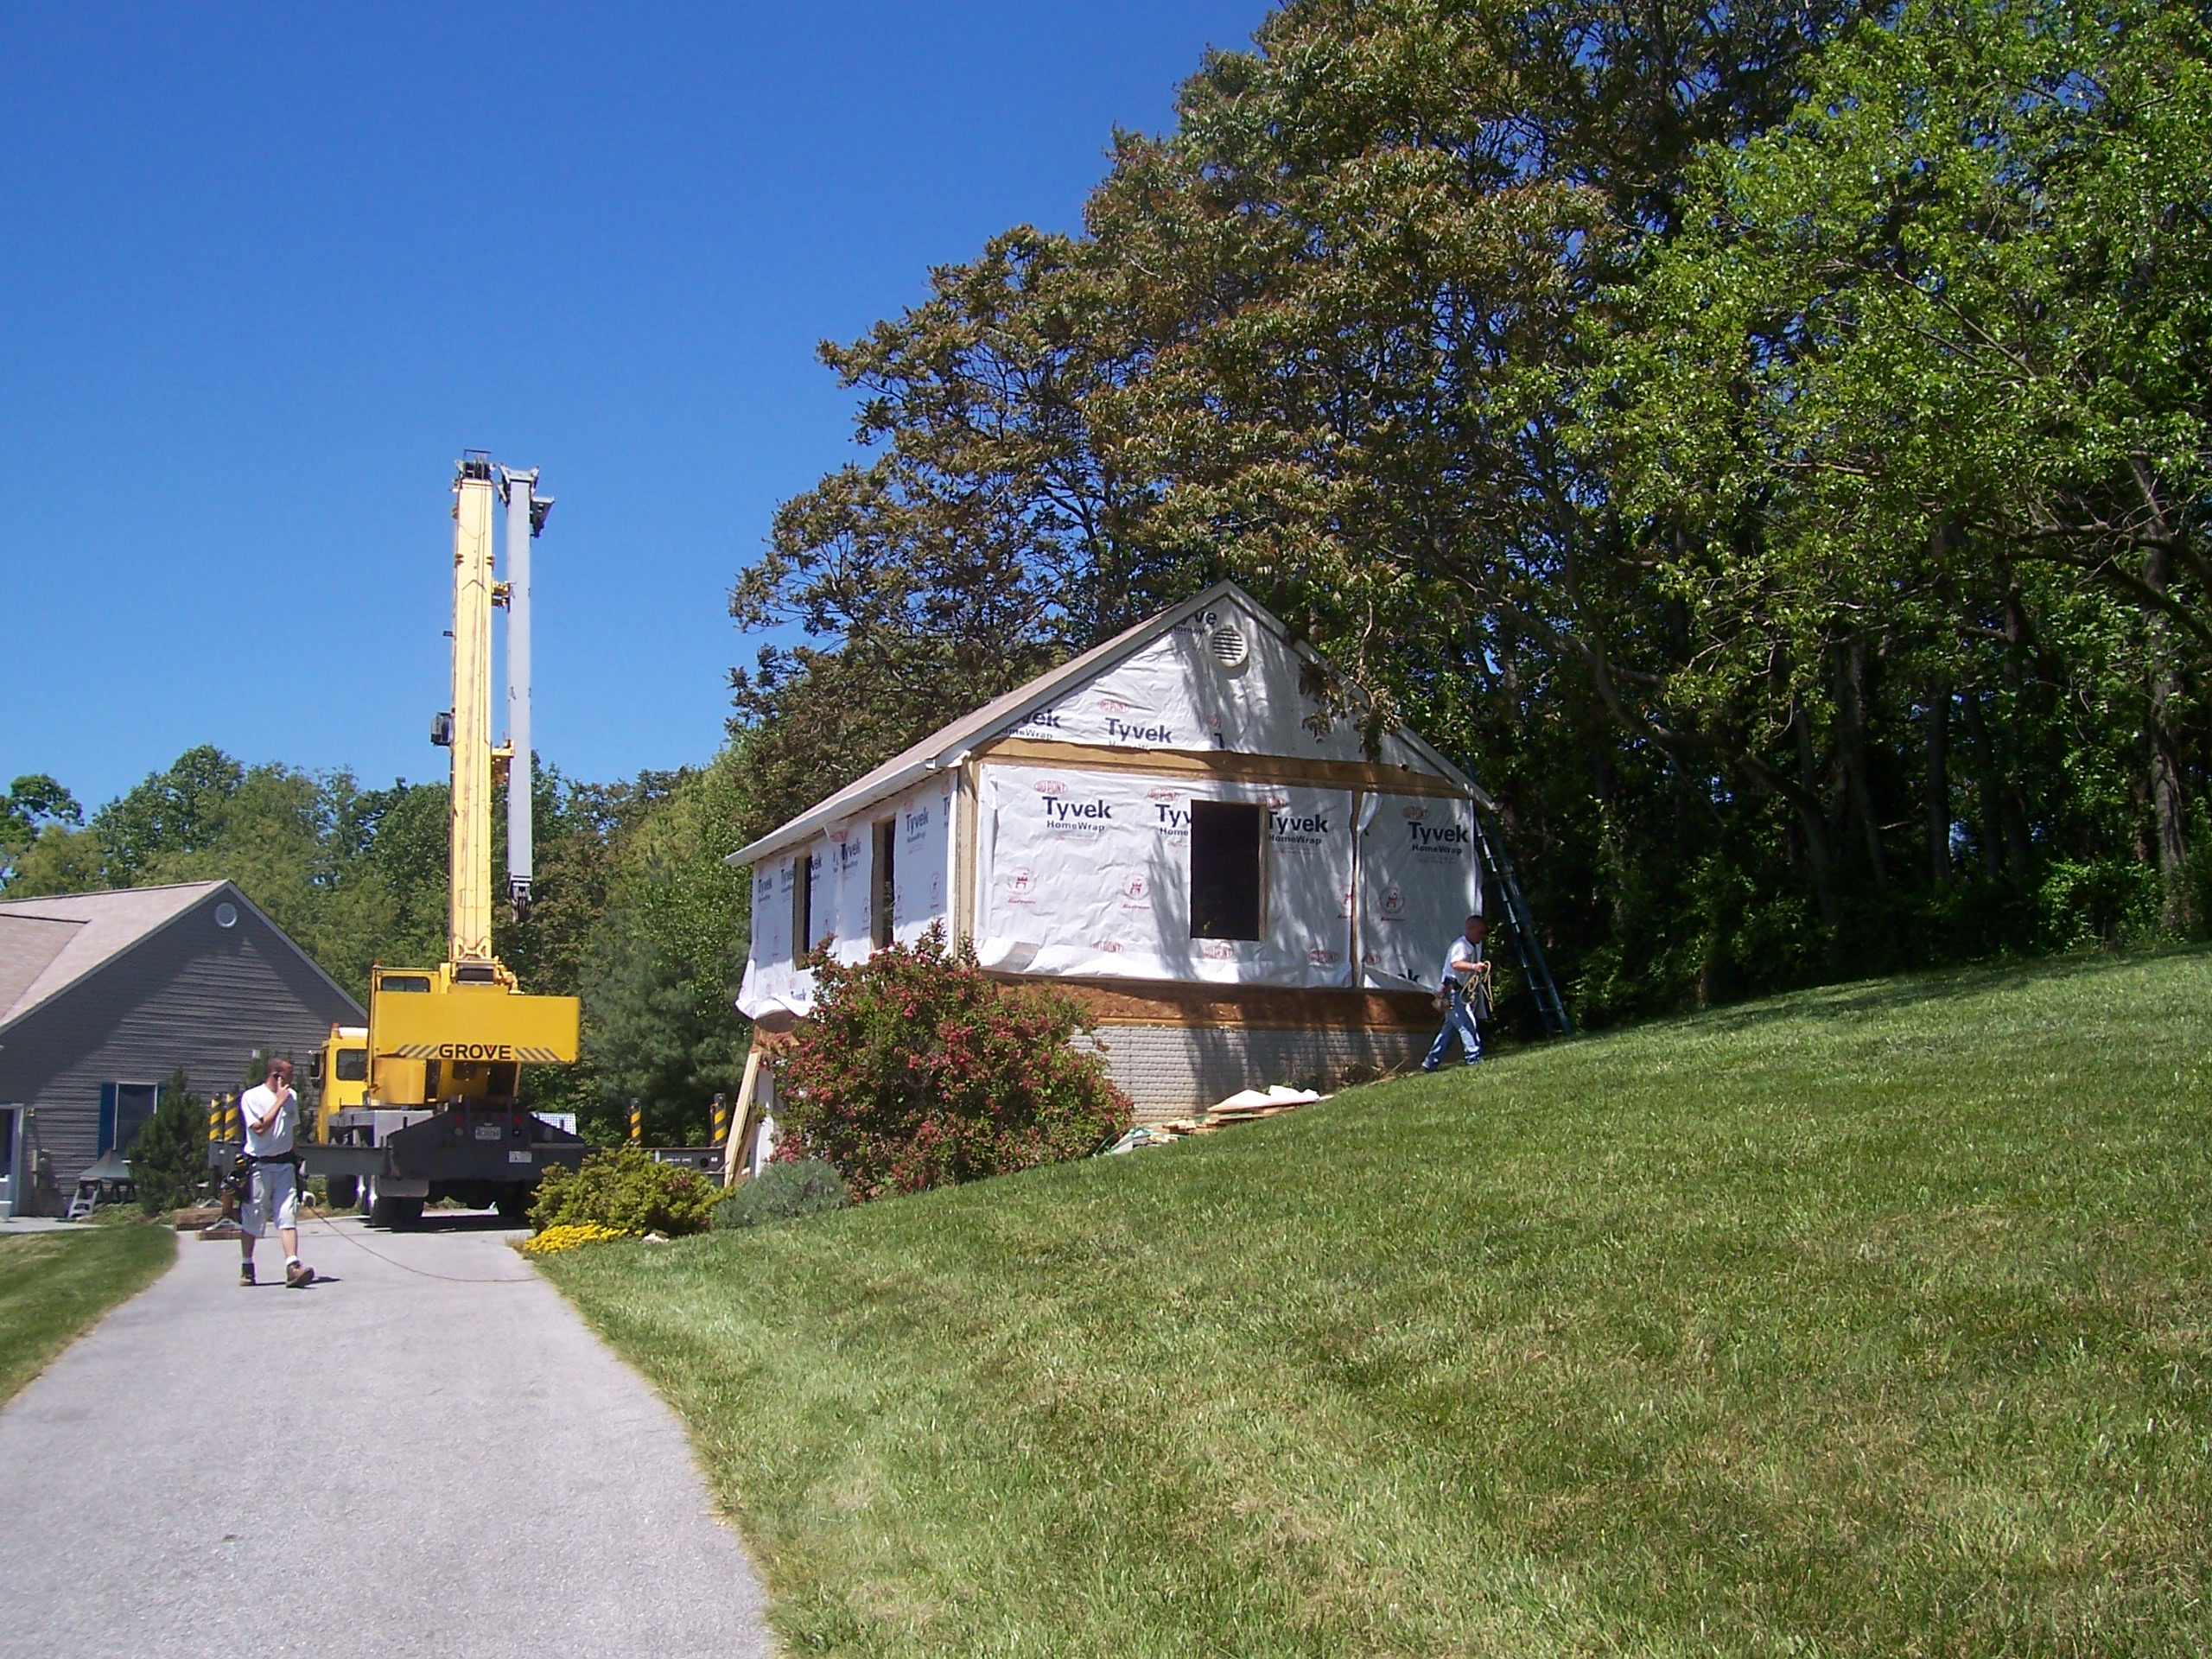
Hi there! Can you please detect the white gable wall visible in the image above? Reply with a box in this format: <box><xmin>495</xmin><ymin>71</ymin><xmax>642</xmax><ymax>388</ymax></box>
<box><xmin>1000</xmin><ymin>596</ymin><xmax>1438</xmax><ymax>772</ymax></box>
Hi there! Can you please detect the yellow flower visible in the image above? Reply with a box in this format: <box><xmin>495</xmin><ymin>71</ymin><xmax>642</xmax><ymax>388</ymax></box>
<box><xmin>521</xmin><ymin>1222</ymin><xmax>635</xmax><ymax>1256</ymax></box>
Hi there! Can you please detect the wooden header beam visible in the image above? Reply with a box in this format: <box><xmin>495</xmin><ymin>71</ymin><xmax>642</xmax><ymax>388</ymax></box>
<box><xmin>975</xmin><ymin>738</ymin><xmax>1471</xmax><ymax>799</ymax></box>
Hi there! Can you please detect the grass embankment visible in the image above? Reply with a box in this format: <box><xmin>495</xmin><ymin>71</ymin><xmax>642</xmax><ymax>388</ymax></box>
<box><xmin>546</xmin><ymin>952</ymin><xmax>2212</xmax><ymax>1656</ymax></box>
<box><xmin>0</xmin><ymin>1221</ymin><xmax>175</xmax><ymax>1408</ymax></box>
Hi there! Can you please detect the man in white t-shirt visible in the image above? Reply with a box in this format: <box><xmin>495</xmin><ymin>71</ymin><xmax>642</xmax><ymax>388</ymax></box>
<box><xmin>1421</xmin><ymin>915</ymin><xmax>1490</xmax><ymax>1071</ymax></box>
<box><xmin>238</xmin><ymin>1059</ymin><xmax>314</xmax><ymax>1288</ymax></box>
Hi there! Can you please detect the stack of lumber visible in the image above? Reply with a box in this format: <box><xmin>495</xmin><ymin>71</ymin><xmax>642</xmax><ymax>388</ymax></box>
<box><xmin>1101</xmin><ymin>1086</ymin><xmax>1324</xmax><ymax>1154</ymax></box>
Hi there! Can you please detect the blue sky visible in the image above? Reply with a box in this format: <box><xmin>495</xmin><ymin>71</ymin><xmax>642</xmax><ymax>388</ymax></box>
<box><xmin>1</xmin><ymin>3</ymin><xmax>1272</xmax><ymax>811</ymax></box>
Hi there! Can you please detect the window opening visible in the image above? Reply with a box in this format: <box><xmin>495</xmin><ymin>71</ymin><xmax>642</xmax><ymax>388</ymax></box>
<box><xmin>872</xmin><ymin>819</ymin><xmax>896</xmax><ymax>948</ymax></box>
<box><xmin>791</xmin><ymin>849</ymin><xmax>816</xmax><ymax>965</ymax></box>
<box><xmin>335</xmin><ymin>1048</ymin><xmax>368</xmax><ymax>1083</ymax></box>
<box><xmin>1190</xmin><ymin>800</ymin><xmax>1263</xmax><ymax>940</ymax></box>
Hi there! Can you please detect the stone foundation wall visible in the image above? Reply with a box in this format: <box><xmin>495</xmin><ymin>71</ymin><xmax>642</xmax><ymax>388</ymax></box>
<box><xmin>1075</xmin><ymin>1022</ymin><xmax>1430</xmax><ymax>1120</ymax></box>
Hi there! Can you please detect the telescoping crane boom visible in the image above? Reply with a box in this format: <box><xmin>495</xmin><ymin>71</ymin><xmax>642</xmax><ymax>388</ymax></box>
<box><xmin>308</xmin><ymin>455</ymin><xmax>585</xmax><ymax>1227</ymax></box>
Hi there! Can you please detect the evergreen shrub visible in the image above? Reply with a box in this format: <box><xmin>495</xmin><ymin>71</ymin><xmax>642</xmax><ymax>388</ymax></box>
<box><xmin>712</xmin><ymin>1158</ymin><xmax>849</xmax><ymax>1230</ymax></box>
<box><xmin>776</xmin><ymin>926</ymin><xmax>1133</xmax><ymax>1200</ymax></box>
<box><xmin>527</xmin><ymin>1146</ymin><xmax>716</xmax><ymax>1236</ymax></box>
<box><xmin>133</xmin><ymin>1069</ymin><xmax>207</xmax><ymax>1216</ymax></box>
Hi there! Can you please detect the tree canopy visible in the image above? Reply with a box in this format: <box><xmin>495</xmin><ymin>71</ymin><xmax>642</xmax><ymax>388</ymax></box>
<box><xmin>10</xmin><ymin>0</ymin><xmax>2208</xmax><ymax>1128</ymax></box>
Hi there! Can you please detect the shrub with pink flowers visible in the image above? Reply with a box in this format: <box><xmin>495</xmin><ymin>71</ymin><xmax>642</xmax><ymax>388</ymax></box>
<box><xmin>776</xmin><ymin>926</ymin><xmax>1133</xmax><ymax>1200</ymax></box>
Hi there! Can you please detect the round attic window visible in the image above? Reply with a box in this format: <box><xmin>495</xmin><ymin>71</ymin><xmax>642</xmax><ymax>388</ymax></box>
<box><xmin>1209</xmin><ymin>620</ymin><xmax>1249</xmax><ymax>670</ymax></box>
<box><xmin>213</xmin><ymin>902</ymin><xmax>238</xmax><ymax>929</ymax></box>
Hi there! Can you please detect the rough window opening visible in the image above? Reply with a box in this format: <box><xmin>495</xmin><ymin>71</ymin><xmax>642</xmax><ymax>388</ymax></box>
<box><xmin>791</xmin><ymin>850</ymin><xmax>815</xmax><ymax>965</ymax></box>
<box><xmin>1190</xmin><ymin>799</ymin><xmax>1263</xmax><ymax>941</ymax></box>
<box><xmin>872</xmin><ymin>819</ymin><xmax>896</xmax><ymax>949</ymax></box>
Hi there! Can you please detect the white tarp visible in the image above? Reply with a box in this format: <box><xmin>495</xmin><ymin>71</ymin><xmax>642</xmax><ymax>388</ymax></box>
<box><xmin>1357</xmin><ymin>793</ymin><xmax>1483</xmax><ymax>990</ymax></box>
<box><xmin>1000</xmin><ymin>597</ymin><xmax>1439</xmax><ymax>772</ymax></box>
<box><xmin>976</xmin><ymin>763</ymin><xmax>1356</xmax><ymax>987</ymax></box>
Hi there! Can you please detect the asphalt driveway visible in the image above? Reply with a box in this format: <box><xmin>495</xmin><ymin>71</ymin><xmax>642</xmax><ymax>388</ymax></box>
<box><xmin>0</xmin><ymin>1213</ymin><xmax>775</xmax><ymax>1659</ymax></box>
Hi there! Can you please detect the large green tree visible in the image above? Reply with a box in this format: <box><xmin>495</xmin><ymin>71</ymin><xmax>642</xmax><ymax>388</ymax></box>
<box><xmin>1605</xmin><ymin>0</ymin><xmax>2212</xmax><ymax>926</ymax></box>
<box><xmin>731</xmin><ymin>0</ymin><xmax>2209</xmax><ymax>1017</ymax></box>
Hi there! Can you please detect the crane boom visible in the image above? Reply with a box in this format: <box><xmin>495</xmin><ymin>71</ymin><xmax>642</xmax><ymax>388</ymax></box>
<box><xmin>448</xmin><ymin>454</ymin><xmax>499</xmax><ymax>965</ymax></box>
<box><xmin>501</xmin><ymin>466</ymin><xmax>543</xmax><ymax>918</ymax></box>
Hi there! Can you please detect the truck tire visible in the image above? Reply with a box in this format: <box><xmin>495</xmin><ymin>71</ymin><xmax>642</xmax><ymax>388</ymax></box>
<box><xmin>326</xmin><ymin>1175</ymin><xmax>359</xmax><ymax>1210</ymax></box>
<box><xmin>370</xmin><ymin>1195</ymin><xmax>423</xmax><ymax>1229</ymax></box>
<box><xmin>494</xmin><ymin>1189</ymin><xmax>532</xmax><ymax>1224</ymax></box>
<box><xmin>365</xmin><ymin>1174</ymin><xmax>423</xmax><ymax>1230</ymax></box>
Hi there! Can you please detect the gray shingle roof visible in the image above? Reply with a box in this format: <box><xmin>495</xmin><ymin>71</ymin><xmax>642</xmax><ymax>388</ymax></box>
<box><xmin>0</xmin><ymin>880</ymin><xmax>362</xmax><ymax>1033</ymax></box>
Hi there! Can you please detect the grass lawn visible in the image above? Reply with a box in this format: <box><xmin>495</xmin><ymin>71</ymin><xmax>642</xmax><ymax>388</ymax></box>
<box><xmin>0</xmin><ymin>1219</ymin><xmax>175</xmax><ymax>1408</ymax></box>
<box><xmin>544</xmin><ymin>950</ymin><xmax>2212</xmax><ymax>1656</ymax></box>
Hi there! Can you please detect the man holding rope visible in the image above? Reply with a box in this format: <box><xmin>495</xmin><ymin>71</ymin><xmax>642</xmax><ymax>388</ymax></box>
<box><xmin>238</xmin><ymin>1058</ymin><xmax>315</xmax><ymax>1288</ymax></box>
<box><xmin>1421</xmin><ymin>914</ymin><xmax>1491</xmax><ymax>1071</ymax></box>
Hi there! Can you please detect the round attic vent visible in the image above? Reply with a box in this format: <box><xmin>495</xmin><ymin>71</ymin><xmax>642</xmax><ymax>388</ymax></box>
<box><xmin>213</xmin><ymin>902</ymin><xmax>238</xmax><ymax>929</ymax></box>
<box><xmin>1209</xmin><ymin>620</ymin><xmax>1249</xmax><ymax>669</ymax></box>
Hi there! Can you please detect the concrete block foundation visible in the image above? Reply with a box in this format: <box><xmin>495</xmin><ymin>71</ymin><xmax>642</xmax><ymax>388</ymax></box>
<box><xmin>1076</xmin><ymin>1022</ymin><xmax>1432</xmax><ymax>1120</ymax></box>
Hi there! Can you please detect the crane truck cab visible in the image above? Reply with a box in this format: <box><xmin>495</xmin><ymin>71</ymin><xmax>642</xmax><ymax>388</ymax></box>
<box><xmin>315</xmin><ymin>961</ymin><xmax>583</xmax><ymax>1224</ymax></box>
<box><xmin>311</xmin><ymin>1025</ymin><xmax>371</xmax><ymax>1141</ymax></box>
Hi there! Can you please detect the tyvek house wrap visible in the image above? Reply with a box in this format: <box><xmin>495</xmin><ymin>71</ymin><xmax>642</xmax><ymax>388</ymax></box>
<box><xmin>976</xmin><ymin>765</ymin><xmax>1356</xmax><ymax>988</ymax></box>
<box><xmin>1357</xmin><ymin>794</ymin><xmax>1484</xmax><ymax>990</ymax></box>
<box><xmin>1002</xmin><ymin>601</ymin><xmax>1439</xmax><ymax>768</ymax></box>
<box><xmin>738</xmin><ymin>780</ymin><xmax>953</xmax><ymax>1022</ymax></box>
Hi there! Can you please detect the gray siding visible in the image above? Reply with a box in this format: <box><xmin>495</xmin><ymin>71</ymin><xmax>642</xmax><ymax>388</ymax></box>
<box><xmin>0</xmin><ymin>893</ymin><xmax>359</xmax><ymax>1205</ymax></box>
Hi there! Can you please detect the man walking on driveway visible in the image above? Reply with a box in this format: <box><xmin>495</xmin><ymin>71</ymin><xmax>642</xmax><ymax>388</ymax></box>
<box><xmin>239</xmin><ymin>1059</ymin><xmax>314</xmax><ymax>1288</ymax></box>
<box><xmin>1422</xmin><ymin>914</ymin><xmax>1490</xmax><ymax>1071</ymax></box>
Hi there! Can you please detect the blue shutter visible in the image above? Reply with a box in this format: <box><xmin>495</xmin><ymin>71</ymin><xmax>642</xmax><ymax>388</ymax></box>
<box><xmin>99</xmin><ymin>1083</ymin><xmax>118</xmax><ymax>1155</ymax></box>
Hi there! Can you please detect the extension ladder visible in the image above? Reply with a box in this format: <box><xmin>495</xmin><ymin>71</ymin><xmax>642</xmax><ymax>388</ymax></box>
<box><xmin>1471</xmin><ymin>810</ymin><xmax>1573</xmax><ymax>1037</ymax></box>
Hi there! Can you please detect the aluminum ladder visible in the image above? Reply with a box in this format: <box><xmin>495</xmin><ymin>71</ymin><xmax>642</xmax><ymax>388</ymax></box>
<box><xmin>1471</xmin><ymin>809</ymin><xmax>1573</xmax><ymax>1037</ymax></box>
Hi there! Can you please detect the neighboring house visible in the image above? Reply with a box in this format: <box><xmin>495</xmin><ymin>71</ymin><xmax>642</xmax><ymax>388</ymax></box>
<box><xmin>732</xmin><ymin>582</ymin><xmax>1489</xmax><ymax>1115</ymax></box>
<box><xmin>0</xmin><ymin>881</ymin><xmax>364</xmax><ymax>1216</ymax></box>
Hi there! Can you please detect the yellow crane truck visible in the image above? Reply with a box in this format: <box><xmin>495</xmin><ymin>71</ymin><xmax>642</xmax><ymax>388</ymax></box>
<box><xmin>303</xmin><ymin>455</ymin><xmax>586</xmax><ymax>1226</ymax></box>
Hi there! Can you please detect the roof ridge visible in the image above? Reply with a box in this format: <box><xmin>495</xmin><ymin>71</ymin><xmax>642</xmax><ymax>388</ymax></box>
<box><xmin>0</xmin><ymin>877</ymin><xmax>226</xmax><ymax>913</ymax></box>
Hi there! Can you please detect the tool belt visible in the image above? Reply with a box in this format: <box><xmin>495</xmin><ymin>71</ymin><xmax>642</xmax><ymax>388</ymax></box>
<box><xmin>223</xmin><ymin>1150</ymin><xmax>303</xmax><ymax>1216</ymax></box>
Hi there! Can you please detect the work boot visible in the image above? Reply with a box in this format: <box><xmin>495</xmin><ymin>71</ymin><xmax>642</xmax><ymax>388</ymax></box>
<box><xmin>284</xmin><ymin>1261</ymin><xmax>315</xmax><ymax>1289</ymax></box>
<box><xmin>239</xmin><ymin>1261</ymin><xmax>255</xmax><ymax>1287</ymax></box>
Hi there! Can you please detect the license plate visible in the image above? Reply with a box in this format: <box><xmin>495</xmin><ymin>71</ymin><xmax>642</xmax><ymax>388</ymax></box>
<box><xmin>474</xmin><ymin>1125</ymin><xmax>502</xmax><ymax>1141</ymax></box>
<box><xmin>507</xmin><ymin>1150</ymin><xmax>532</xmax><ymax>1164</ymax></box>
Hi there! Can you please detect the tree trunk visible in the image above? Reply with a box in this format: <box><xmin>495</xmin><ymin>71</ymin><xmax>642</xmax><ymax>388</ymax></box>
<box><xmin>2144</xmin><ymin>543</ymin><xmax>2192</xmax><ymax>926</ymax></box>
<box><xmin>1794</xmin><ymin>699</ymin><xmax>1843</xmax><ymax>935</ymax></box>
<box><xmin>1925</xmin><ymin>673</ymin><xmax>1953</xmax><ymax>885</ymax></box>
<box><xmin>1837</xmin><ymin>638</ymin><xmax>1887</xmax><ymax>889</ymax></box>
<box><xmin>1958</xmin><ymin>690</ymin><xmax>2011</xmax><ymax>883</ymax></box>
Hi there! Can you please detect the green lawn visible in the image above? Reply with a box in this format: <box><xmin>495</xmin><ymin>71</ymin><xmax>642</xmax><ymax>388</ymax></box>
<box><xmin>0</xmin><ymin>1220</ymin><xmax>175</xmax><ymax>1407</ymax></box>
<box><xmin>545</xmin><ymin>951</ymin><xmax>2212</xmax><ymax>1656</ymax></box>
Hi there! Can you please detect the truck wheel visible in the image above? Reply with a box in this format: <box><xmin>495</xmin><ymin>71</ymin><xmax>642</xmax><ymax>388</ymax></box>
<box><xmin>365</xmin><ymin>1174</ymin><xmax>423</xmax><ymax>1230</ymax></box>
<box><xmin>326</xmin><ymin>1175</ymin><xmax>359</xmax><ymax>1210</ymax></box>
<box><xmin>494</xmin><ymin>1190</ymin><xmax>532</xmax><ymax>1223</ymax></box>
<box><xmin>370</xmin><ymin>1195</ymin><xmax>423</xmax><ymax>1230</ymax></box>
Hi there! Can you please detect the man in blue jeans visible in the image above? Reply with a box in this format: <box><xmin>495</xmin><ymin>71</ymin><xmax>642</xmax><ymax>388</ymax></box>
<box><xmin>1421</xmin><ymin>915</ymin><xmax>1489</xmax><ymax>1070</ymax></box>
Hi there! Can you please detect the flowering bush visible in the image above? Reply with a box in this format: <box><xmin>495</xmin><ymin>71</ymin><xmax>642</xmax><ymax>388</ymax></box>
<box><xmin>526</xmin><ymin>1146</ymin><xmax>716</xmax><ymax>1237</ymax></box>
<box><xmin>778</xmin><ymin>926</ymin><xmax>1133</xmax><ymax>1200</ymax></box>
<box><xmin>521</xmin><ymin>1221</ymin><xmax>633</xmax><ymax>1256</ymax></box>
